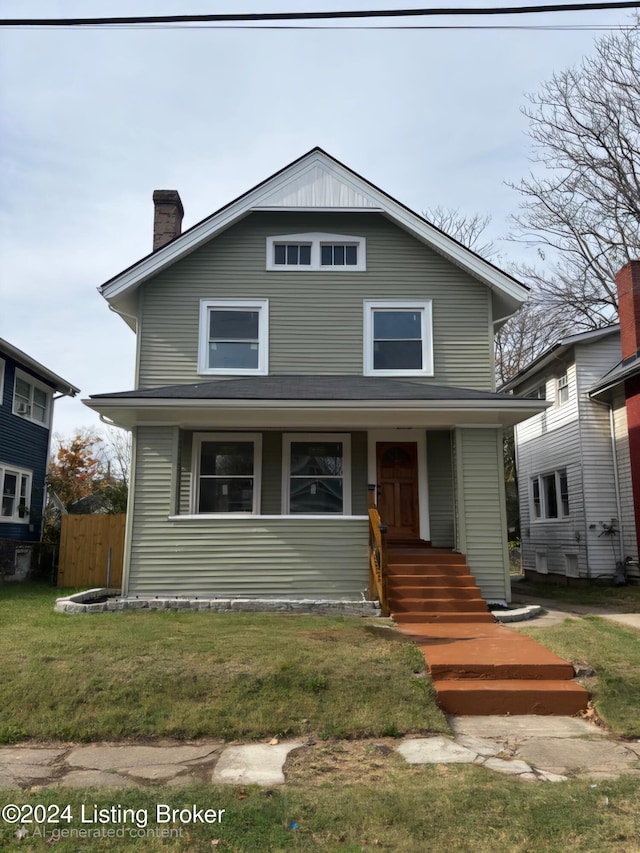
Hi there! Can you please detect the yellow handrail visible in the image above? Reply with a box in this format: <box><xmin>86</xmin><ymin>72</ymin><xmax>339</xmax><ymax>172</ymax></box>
<box><xmin>368</xmin><ymin>506</ymin><xmax>390</xmax><ymax>616</ymax></box>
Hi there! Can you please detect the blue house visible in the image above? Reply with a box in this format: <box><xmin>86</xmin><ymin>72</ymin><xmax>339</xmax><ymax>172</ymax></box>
<box><xmin>0</xmin><ymin>339</ymin><xmax>79</xmax><ymax>544</ymax></box>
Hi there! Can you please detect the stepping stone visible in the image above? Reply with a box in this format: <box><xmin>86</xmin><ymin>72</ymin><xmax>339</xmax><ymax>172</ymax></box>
<box><xmin>450</xmin><ymin>716</ymin><xmax>604</xmax><ymax>738</ymax></box>
<box><xmin>66</xmin><ymin>744</ymin><xmax>220</xmax><ymax>771</ymax></box>
<box><xmin>397</xmin><ymin>737</ymin><xmax>478</xmax><ymax>764</ymax></box>
<box><xmin>212</xmin><ymin>742</ymin><xmax>304</xmax><ymax>786</ymax></box>
<box><xmin>484</xmin><ymin>758</ymin><xmax>533</xmax><ymax>776</ymax></box>
<box><xmin>518</xmin><ymin>738</ymin><xmax>640</xmax><ymax>776</ymax></box>
<box><xmin>60</xmin><ymin>770</ymin><xmax>138</xmax><ymax>788</ymax></box>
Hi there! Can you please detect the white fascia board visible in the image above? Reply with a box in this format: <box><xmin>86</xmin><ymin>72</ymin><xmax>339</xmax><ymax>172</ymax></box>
<box><xmin>0</xmin><ymin>339</ymin><xmax>79</xmax><ymax>396</ymax></box>
<box><xmin>100</xmin><ymin>150</ymin><xmax>528</xmax><ymax>307</ymax></box>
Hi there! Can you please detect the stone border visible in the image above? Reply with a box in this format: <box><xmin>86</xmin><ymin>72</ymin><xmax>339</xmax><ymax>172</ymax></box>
<box><xmin>55</xmin><ymin>589</ymin><xmax>380</xmax><ymax>617</ymax></box>
<box><xmin>492</xmin><ymin>604</ymin><xmax>543</xmax><ymax>623</ymax></box>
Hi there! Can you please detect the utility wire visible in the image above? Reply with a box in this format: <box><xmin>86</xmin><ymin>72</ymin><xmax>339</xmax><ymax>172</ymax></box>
<box><xmin>2</xmin><ymin>2</ymin><xmax>640</xmax><ymax>28</ymax></box>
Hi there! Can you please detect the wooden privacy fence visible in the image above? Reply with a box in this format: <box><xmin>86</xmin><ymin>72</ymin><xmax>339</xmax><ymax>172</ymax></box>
<box><xmin>57</xmin><ymin>514</ymin><xmax>126</xmax><ymax>589</ymax></box>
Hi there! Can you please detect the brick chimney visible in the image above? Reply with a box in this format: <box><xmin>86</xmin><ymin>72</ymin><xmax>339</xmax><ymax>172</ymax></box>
<box><xmin>616</xmin><ymin>261</ymin><xmax>640</xmax><ymax>360</ymax></box>
<box><xmin>152</xmin><ymin>190</ymin><xmax>184</xmax><ymax>251</ymax></box>
<box><xmin>616</xmin><ymin>261</ymin><xmax>640</xmax><ymax>557</ymax></box>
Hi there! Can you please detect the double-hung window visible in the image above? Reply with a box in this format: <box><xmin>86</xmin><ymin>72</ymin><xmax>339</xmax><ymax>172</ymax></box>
<box><xmin>12</xmin><ymin>371</ymin><xmax>51</xmax><ymax>426</ymax></box>
<box><xmin>283</xmin><ymin>434</ymin><xmax>351</xmax><ymax>515</ymax></box>
<box><xmin>364</xmin><ymin>301</ymin><xmax>433</xmax><ymax>376</ymax></box>
<box><xmin>531</xmin><ymin>469</ymin><xmax>569</xmax><ymax>520</ymax></box>
<box><xmin>557</xmin><ymin>373</ymin><xmax>569</xmax><ymax>405</ymax></box>
<box><xmin>192</xmin><ymin>434</ymin><xmax>262</xmax><ymax>514</ymax></box>
<box><xmin>198</xmin><ymin>300</ymin><xmax>268</xmax><ymax>375</ymax></box>
<box><xmin>0</xmin><ymin>465</ymin><xmax>32</xmax><ymax>523</ymax></box>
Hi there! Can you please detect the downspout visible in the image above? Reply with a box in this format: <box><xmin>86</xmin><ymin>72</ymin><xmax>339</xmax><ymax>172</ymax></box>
<box><xmin>590</xmin><ymin>395</ymin><xmax>625</xmax><ymax>565</ymax></box>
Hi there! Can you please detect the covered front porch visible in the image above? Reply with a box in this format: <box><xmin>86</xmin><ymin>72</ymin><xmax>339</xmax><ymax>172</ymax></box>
<box><xmin>85</xmin><ymin>375</ymin><xmax>545</xmax><ymax>601</ymax></box>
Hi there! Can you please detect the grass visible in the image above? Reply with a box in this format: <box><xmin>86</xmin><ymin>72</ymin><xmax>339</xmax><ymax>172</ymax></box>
<box><xmin>513</xmin><ymin>578</ymin><xmax>640</xmax><ymax>611</ymax></box>
<box><xmin>0</xmin><ymin>583</ymin><xmax>447</xmax><ymax>744</ymax></box>
<box><xmin>517</xmin><ymin>616</ymin><xmax>640</xmax><ymax>737</ymax></box>
<box><xmin>1</xmin><ymin>765</ymin><xmax>639</xmax><ymax>851</ymax></box>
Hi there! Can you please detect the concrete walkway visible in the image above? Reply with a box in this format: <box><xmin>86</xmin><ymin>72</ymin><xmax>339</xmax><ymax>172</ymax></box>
<box><xmin>1</xmin><ymin>716</ymin><xmax>639</xmax><ymax>789</ymax></box>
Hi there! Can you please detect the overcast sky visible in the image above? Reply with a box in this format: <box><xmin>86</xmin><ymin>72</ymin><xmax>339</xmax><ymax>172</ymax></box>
<box><xmin>0</xmin><ymin>1</ymin><xmax>635</xmax><ymax>437</ymax></box>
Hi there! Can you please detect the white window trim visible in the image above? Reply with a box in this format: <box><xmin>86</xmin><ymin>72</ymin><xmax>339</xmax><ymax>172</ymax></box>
<box><xmin>282</xmin><ymin>433</ymin><xmax>351</xmax><ymax>515</ymax></box>
<box><xmin>0</xmin><ymin>359</ymin><xmax>5</xmax><ymax>406</ymax></box>
<box><xmin>557</xmin><ymin>373</ymin><xmax>569</xmax><ymax>406</ymax></box>
<box><xmin>12</xmin><ymin>369</ymin><xmax>53</xmax><ymax>428</ymax></box>
<box><xmin>266</xmin><ymin>233</ymin><xmax>366</xmax><ymax>271</ymax></box>
<box><xmin>363</xmin><ymin>300</ymin><xmax>434</xmax><ymax>377</ymax></box>
<box><xmin>531</xmin><ymin>469</ymin><xmax>569</xmax><ymax>522</ymax></box>
<box><xmin>0</xmin><ymin>464</ymin><xmax>33</xmax><ymax>524</ymax></box>
<box><xmin>191</xmin><ymin>432</ymin><xmax>262</xmax><ymax>515</ymax></box>
<box><xmin>198</xmin><ymin>299</ymin><xmax>269</xmax><ymax>376</ymax></box>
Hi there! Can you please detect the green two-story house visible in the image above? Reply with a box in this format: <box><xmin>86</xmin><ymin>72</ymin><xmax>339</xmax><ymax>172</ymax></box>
<box><xmin>85</xmin><ymin>148</ymin><xmax>542</xmax><ymax>604</ymax></box>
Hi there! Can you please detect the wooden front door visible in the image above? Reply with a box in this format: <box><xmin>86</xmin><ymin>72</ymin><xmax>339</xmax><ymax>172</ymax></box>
<box><xmin>376</xmin><ymin>442</ymin><xmax>420</xmax><ymax>541</ymax></box>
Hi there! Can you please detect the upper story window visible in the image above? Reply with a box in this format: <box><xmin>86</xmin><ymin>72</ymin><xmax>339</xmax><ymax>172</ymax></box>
<box><xmin>282</xmin><ymin>434</ymin><xmax>351</xmax><ymax>515</ymax></box>
<box><xmin>192</xmin><ymin>433</ymin><xmax>262</xmax><ymax>514</ymax></box>
<box><xmin>198</xmin><ymin>300</ymin><xmax>268</xmax><ymax>375</ymax></box>
<box><xmin>0</xmin><ymin>464</ymin><xmax>32</xmax><ymax>523</ymax></box>
<box><xmin>557</xmin><ymin>373</ymin><xmax>569</xmax><ymax>405</ymax></box>
<box><xmin>12</xmin><ymin>370</ymin><xmax>52</xmax><ymax>427</ymax></box>
<box><xmin>526</xmin><ymin>383</ymin><xmax>546</xmax><ymax>401</ymax></box>
<box><xmin>532</xmin><ymin>468</ymin><xmax>569</xmax><ymax>520</ymax></box>
<box><xmin>364</xmin><ymin>301</ymin><xmax>433</xmax><ymax>377</ymax></box>
<box><xmin>266</xmin><ymin>233</ymin><xmax>366</xmax><ymax>271</ymax></box>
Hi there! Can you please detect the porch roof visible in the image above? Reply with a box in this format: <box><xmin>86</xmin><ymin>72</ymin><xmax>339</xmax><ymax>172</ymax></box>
<box><xmin>85</xmin><ymin>375</ymin><xmax>547</xmax><ymax>430</ymax></box>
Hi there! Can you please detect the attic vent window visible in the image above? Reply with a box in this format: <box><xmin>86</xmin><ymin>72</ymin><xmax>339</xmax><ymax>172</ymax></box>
<box><xmin>267</xmin><ymin>233</ymin><xmax>366</xmax><ymax>271</ymax></box>
<box><xmin>273</xmin><ymin>243</ymin><xmax>311</xmax><ymax>266</ymax></box>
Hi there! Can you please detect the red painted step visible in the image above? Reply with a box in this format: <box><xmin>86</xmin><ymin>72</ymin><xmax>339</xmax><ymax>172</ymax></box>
<box><xmin>434</xmin><ymin>679</ymin><xmax>589</xmax><ymax>716</ymax></box>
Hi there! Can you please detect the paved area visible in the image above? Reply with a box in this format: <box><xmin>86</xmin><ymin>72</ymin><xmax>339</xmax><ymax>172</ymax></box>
<box><xmin>0</xmin><ymin>717</ymin><xmax>638</xmax><ymax>788</ymax></box>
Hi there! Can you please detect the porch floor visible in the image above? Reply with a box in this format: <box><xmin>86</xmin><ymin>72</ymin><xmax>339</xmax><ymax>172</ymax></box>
<box><xmin>386</xmin><ymin>546</ymin><xmax>589</xmax><ymax>716</ymax></box>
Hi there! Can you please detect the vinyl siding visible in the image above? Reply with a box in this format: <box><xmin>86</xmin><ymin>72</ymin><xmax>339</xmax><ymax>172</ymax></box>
<box><xmin>137</xmin><ymin>212</ymin><xmax>493</xmax><ymax>391</ymax></box>
<box><xmin>455</xmin><ymin>428</ymin><xmax>509</xmax><ymax>600</ymax></box>
<box><xmin>514</xmin><ymin>362</ymin><xmax>587</xmax><ymax>576</ymax></box>
<box><xmin>0</xmin><ymin>356</ymin><xmax>52</xmax><ymax>541</ymax></box>
<box><xmin>128</xmin><ymin>426</ymin><xmax>369</xmax><ymax>598</ymax></box>
<box><xmin>575</xmin><ymin>339</ymin><xmax>627</xmax><ymax>577</ymax></box>
<box><xmin>426</xmin><ymin>429</ymin><xmax>454</xmax><ymax>547</ymax></box>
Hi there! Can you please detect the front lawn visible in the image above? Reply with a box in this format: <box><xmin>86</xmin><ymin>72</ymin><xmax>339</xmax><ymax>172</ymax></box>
<box><xmin>1</xmin><ymin>768</ymin><xmax>639</xmax><ymax>852</ymax></box>
<box><xmin>0</xmin><ymin>583</ymin><xmax>447</xmax><ymax>743</ymax></box>
<box><xmin>513</xmin><ymin>578</ymin><xmax>640</xmax><ymax>611</ymax></box>
<box><xmin>517</xmin><ymin>616</ymin><xmax>640</xmax><ymax>737</ymax></box>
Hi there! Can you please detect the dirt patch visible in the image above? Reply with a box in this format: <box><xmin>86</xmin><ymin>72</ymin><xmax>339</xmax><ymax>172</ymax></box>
<box><xmin>284</xmin><ymin>738</ymin><xmax>409</xmax><ymax>788</ymax></box>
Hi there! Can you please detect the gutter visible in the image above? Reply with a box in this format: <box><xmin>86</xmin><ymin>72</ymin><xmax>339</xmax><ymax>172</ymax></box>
<box><xmin>590</xmin><ymin>395</ymin><xmax>625</xmax><ymax>566</ymax></box>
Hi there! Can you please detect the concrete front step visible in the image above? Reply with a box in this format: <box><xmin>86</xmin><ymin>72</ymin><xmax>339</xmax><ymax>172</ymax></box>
<box><xmin>387</xmin><ymin>575</ymin><xmax>479</xmax><ymax>588</ymax></box>
<box><xmin>434</xmin><ymin>679</ymin><xmax>589</xmax><ymax>716</ymax></box>
<box><xmin>391</xmin><ymin>598</ymin><xmax>490</xmax><ymax>613</ymax></box>
<box><xmin>393</xmin><ymin>612</ymin><xmax>496</xmax><ymax>624</ymax></box>
<box><xmin>388</xmin><ymin>586</ymin><xmax>484</xmax><ymax>600</ymax></box>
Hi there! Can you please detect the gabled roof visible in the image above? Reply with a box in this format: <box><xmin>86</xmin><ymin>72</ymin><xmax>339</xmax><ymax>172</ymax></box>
<box><xmin>500</xmin><ymin>325</ymin><xmax>620</xmax><ymax>394</ymax></box>
<box><xmin>100</xmin><ymin>147</ymin><xmax>528</xmax><ymax>326</ymax></box>
<box><xmin>0</xmin><ymin>338</ymin><xmax>79</xmax><ymax>396</ymax></box>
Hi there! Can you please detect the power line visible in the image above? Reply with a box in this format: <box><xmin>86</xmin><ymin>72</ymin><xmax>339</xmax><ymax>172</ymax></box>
<box><xmin>2</xmin><ymin>2</ymin><xmax>640</xmax><ymax>28</ymax></box>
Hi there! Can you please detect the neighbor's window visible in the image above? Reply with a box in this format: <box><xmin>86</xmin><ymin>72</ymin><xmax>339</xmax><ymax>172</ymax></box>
<box><xmin>283</xmin><ymin>434</ymin><xmax>351</xmax><ymax>515</ymax></box>
<box><xmin>557</xmin><ymin>373</ymin><xmax>569</xmax><ymax>405</ymax></box>
<box><xmin>267</xmin><ymin>234</ymin><xmax>365</xmax><ymax>271</ymax></box>
<box><xmin>192</xmin><ymin>434</ymin><xmax>262</xmax><ymax>514</ymax></box>
<box><xmin>364</xmin><ymin>301</ymin><xmax>433</xmax><ymax>376</ymax></box>
<box><xmin>0</xmin><ymin>465</ymin><xmax>31</xmax><ymax>523</ymax></box>
<box><xmin>198</xmin><ymin>300</ymin><xmax>268</xmax><ymax>375</ymax></box>
<box><xmin>531</xmin><ymin>469</ymin><xmax>569</xmax><ymax>520</ymax></box>
<box><xmin>12</xmin><ymin>371</ymin><xmax>51</xmax><ymax>426</ymax></box>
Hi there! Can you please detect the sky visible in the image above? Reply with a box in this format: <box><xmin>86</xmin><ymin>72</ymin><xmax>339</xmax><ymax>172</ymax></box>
<box><xmin>0</xmin><ymin>1</ymin><xmax>636</xmax><ymax>437</ymax></box>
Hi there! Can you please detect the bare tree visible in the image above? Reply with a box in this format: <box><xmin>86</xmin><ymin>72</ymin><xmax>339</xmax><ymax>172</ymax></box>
<box><xmin>426</xmin><ymin>206</ymin><xmax>564</xmax><ymax>383</ymax></box>
<box><xmin>508</xmin><ymin>22</ymin><xmax>640</xmax><ymax>327</ymax></box>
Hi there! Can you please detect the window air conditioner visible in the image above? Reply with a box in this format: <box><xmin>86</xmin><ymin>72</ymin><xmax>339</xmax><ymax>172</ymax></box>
<box><xmin>17</xmin><ymin>402</ymin><xmax>29</xmax><ymax>415</ymax></box>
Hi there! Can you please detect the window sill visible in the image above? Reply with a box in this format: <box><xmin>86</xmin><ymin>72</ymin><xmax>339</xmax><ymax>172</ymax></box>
<box><xmin>531</xmin><ymin>517</ymin><xmax>571</xmax><ymax>524</ymax></box>
<box><xmin>364</xmin><ymin>369</ymin><xmax>434</xmax><ymax>378</ymax></box>
<box><xmin>0</xmin><ymin>517</ymin><xmax>30</xmax><ymax>525</ymax></box>
<box><xmin>168</xmin><ymin>514</ymin><xmax>369</xmax><ymax>521</ymax></box>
